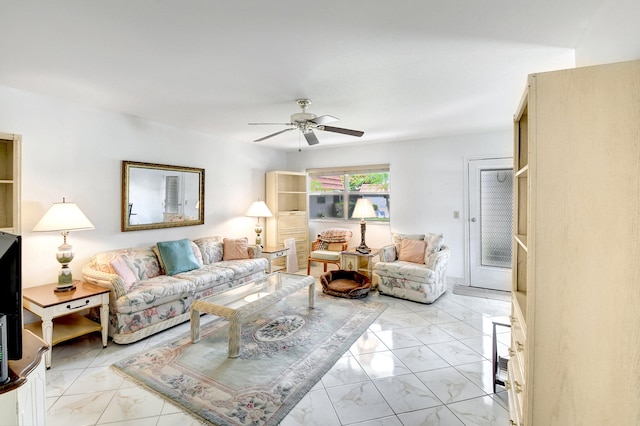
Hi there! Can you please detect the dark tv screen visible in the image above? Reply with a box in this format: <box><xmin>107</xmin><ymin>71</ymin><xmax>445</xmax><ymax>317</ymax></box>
<box><xmin>0</xmin><ymin>231</ymin><xmax>22</xmax><ymax>360</ymax></box>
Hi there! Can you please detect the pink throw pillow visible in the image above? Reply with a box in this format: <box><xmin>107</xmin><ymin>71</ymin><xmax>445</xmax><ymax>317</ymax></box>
<box><xmin>223</xmin><ymin>237</ymin><xmax>250</xmax><ymax>260</ymax></box>
<box><xmin>398</xmin><ymin>239</ymin><xmax>427</xmax><ymax>264</ymax></box>
<box><xmin>110</xmin><ymin>255</ymin><xmax>137</xmax><ymax>291</ymax></box>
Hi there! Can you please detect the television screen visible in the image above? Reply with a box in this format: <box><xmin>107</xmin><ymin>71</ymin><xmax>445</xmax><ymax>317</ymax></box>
<box><xmin>0</xmin><ymin>231</ymin><xmax>22</xmax><ymax>360</ymax></box>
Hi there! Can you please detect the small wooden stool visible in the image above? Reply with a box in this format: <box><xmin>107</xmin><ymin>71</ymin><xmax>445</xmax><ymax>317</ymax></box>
<box><xmin>320</xmin><ymin>270</ymin><xmax>371</xmax><ymax>299</ymax></box>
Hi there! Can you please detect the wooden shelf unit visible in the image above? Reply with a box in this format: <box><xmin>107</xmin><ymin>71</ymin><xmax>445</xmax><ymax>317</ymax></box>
<box><xmin>0</xmin><ymin>133</ymin><xmax>21</xmax><ymax>233</ymax></box>
<box><xmin>265</xmin><ymin>171</ymin><xmax>309</xmax><ymax>268</ymax></box>
<box><xmin>507</xmin><ymin>60</ymin><xmax>640</xmax><ymax>425</ymax></box>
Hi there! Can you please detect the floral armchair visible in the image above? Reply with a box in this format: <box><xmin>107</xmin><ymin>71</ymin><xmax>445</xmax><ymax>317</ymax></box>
<box><xmin>307</xmin><ymin>228</ymin><xmax>353</xmax><ymax>274</ymax></box>
<box><xmin>375</xmin><ymin>232</ymin><xmax>450</xmax><ymax>304</ymax></box>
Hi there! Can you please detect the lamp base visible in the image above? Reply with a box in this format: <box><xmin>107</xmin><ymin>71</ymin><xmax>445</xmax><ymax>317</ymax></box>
<box><xmin>54</xmin><ymin>284</ymin><xmax>77</xmax><ymax>293</ymax></box>
<box><xmin>356</xmin><ymin>246</ymin><xmax>371</xmax><ymax>254</ymax></box>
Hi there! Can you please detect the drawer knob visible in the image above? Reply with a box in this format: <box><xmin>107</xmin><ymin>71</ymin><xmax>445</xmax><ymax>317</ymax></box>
<box><xmin>515</xmin><ymin>381</ymin><xmax>523</xmax><ymax>393</ymax></box>
<box><xmin>508</xmin><ymin>348</ymin><xmax>516</xmax><ymax>357</ymax></box>
<box><xmin>509</xmin><ymin>315</ymin><xmax>517</xmax><ymax>324</ymax></box>
<box><xmin>516</xmin><ymin>341</ymin><xmax>524</xmax><ymax>352</ymax></box>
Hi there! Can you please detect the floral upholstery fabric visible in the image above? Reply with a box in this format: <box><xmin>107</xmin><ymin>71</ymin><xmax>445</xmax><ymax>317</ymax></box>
<box><xmin>375</xmin><ymin>238</ymin><xmax>450</xmax><ymax>304</ymax></box>
<box><xmin>82</xmin><ymin>236</ymin><xmax>268</xmax><ymax>344</ymax></box>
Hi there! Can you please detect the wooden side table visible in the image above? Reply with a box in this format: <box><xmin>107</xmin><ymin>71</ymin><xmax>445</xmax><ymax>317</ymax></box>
<box><xmin>341</xmin><ymin>249</ymin><xmax>380</xmax><ymax>286</ymax></box>
<box><xmin>22</xmin><ymin>281</ymin><xmax>109</xmax><ymax>369</ymax></box>
<box><xmin>260</xmin><ymin>246</ymin><xmax>289</xmax><ymax>273</ymax></box>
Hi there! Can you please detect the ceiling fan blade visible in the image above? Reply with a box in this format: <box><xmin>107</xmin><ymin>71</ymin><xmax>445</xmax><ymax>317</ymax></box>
<box><xmin>304</xmin><ymin>130</ymin><xmax>320</xmax><ymax>146</ymax></box>
<box><xmin>309</xmin><ymin>115</ymin><xmax>338</xmax><ymax>125</ymax></box>
<box><xmin>319</xmin><ymin>125</ymin><xmax>364</xmax><ymax>137</ymax></box>
<box><xmin>248</xmin><ymin>122</ymin><xmax>292</xmax><ymax>126</ymax></box>
<box><xmin>253</xmin><ymin>128</ymin><xmax>295</xmax><ymax>142</ymax></box>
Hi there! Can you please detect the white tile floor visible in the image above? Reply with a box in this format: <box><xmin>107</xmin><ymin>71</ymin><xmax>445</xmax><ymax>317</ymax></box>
<box><xmin>44</xmin><ymin>268</ymin><xmax>512</xmax><ymax>425</ymax></box>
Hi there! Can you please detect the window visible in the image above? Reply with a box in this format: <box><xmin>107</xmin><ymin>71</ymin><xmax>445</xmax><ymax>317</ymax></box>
<box><xmin>308</xmin><ymin>165</ymin><xmax>390</xmax><ymax>222</ymax></box>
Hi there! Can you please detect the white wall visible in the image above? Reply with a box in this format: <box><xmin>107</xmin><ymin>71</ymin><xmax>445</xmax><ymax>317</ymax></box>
<box><xmin>285</xmin><ymin>131</ymin><xmax>512</xmax><ymax>282</ymax></box>
<box><xmin>575</xmin><ymin>0</ymin><xmax>640</xmax><ymax>66</ymax></box>
<box><xmin>0</xmin><ymin>85</ymin><xmax>287</xmax><ymax>287</ymax></box>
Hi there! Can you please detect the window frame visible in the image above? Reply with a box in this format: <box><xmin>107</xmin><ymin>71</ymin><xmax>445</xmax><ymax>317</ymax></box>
<box><xmin>307</xmin><ymin>165</ymin><xmax>390</xmax><ymax>223</ymax></box>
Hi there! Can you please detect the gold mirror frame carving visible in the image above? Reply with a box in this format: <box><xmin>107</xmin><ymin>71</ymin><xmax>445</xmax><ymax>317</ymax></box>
<box><xmin>122</xmin><ymin>161</ymin><xmax>205</xmax><ymax>232</ymax></box>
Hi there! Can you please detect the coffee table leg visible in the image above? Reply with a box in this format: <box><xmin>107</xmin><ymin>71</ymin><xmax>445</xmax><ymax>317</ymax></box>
<box><xmin>228</xmin><ymin>317</ymin><xmax>241</xmax><ymax>358</ymax></box>
<box><xmin>190</xmin><ymin>308</ymin><xmax>201</xmax><ymax>343</ymax></box>
<box><xmin>308</xmin><ymin>282</ymin><xmax>315</xmax><ymax>308</ymax></box>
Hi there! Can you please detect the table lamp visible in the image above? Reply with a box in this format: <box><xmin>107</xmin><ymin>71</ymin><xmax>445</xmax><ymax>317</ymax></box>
<box><xmin>245</xmin><ymin>200</ymin><xmax>273</xmax><ymax>246</ymax></box>
<box><xmin>32</xmin><ymin>198</ymin><xmax>95</xmax><ymax>292</ymax></box>
<box><xmin>352</xmin><ymin>198</ymin><xmax>376</xmax><ymax>254</ymax></box>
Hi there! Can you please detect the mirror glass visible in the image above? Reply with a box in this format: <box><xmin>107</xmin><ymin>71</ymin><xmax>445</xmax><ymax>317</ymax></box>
<box><xmin>122</xmin><ymin>161</ymin><xmax>205</xmax><ymax>231</ymax></box>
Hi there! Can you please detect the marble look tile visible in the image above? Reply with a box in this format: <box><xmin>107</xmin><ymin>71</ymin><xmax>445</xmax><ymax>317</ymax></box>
<box><xmin>98</xmin><ymin>417</ymin><xmax>160</xmax><ymax>425</ymax></box>
<box><xmin>281</xmin><ymin>389</ymin><xmax>342</xmax><ymax>426</ymax></box>
<box><xmin>349</xmin><ymin>330</ymin><xmax>389</xmax><ymax>355</ymax></box>
<box><xmin>416</xmin><ymin>367</ymin><xmax>485</xmax><ymax>404</ymax></box>
<box><xmin>409</xmin><ymin>325</ymin><xmax>457</xmax><ymax>345</ymax></box>
<box><xmin>455</xmin><ymin>360</ymin><xmax>494</xmax><ymax>394</ymax></box>
<box><xmin>458</xmin><ymin>335</ymin><xmax>494</xmax><ymax>359</ymax></box>
<box><xmin>46</xmin><ymin>368</ymin><xmax>84</xmax><ymax>397</ymax></box>
<box><xmin>65</xmin><ymin>365</ymin><xmax>125</xmax><ymax>395</ymax></box>
<box><xmin>444</xmin><ymin>307</ymin><xmax>480</xmax><ymax>322</ymax></box>
<box><xmin>348</xmin><ymin>415</ymin><xmax>404</xmax><ymax>425</ymax></box>
<box><xmin>397</xmin><ymin>405</ymin><xmax>465</xmax><ymax>426</ymax></box>
<box><xmin>428</xmin><ymin>340</ymin><xmax>486</xmax><ymax>366</ymax></box>
<box><xmin>322</xmin><ymin>355</ymin><xmax>370</xmax><ymax>388</ymax></box>
<box><xmin>447</xmin><ymin>395</ymin><xmax>510</xmax><ymax>425</ymax></box>
<box><xmin>391</xmin><ymin>345</ymin><xmax>449</xmax><ymax>373</ymax></box>
<box><xmin>326</xmin><ymin>381</ymin><xmax>394</xmax><ymax>424</ymax></box>
<box><xmin>156</xmin><ymin>412</ymin><xmax>209</xmax><ymax>426</ymax></box>
<box><xmin>436</xmin><ymin>320</ymin><xmax>486</xmax><ymax>340</ymax></box>
<box><xmin>47</xmin><ymin>390</ymin><xmax>117</xmax><ymax>426</ymax></box>
<box><xmin>371</xmin><ymin>312</ymin><xmax>430</xmax><ymax>331</ymax></box>
<box><xmin>373</xmin><ymin>374</ymin><xmax>441</xmax><ymax>413</ymax></box>
<box><xmin>97</xmin><ymin>385</ymin><xmax>165</xmax><ymax>424</ymax></box>
<box><xmin>354</xmin><ymin>350</ymin><xmax>411</xmax><ymax>379</ymax></box>
<box><xmin>374</xmin><ymin>328</ymin><xmax>424</xmax><ymax>350</ymax></box>
<box><xmin>414</xmin><ymin>309</ymin><xmax>459</xmax><ymax>325</ymax></box>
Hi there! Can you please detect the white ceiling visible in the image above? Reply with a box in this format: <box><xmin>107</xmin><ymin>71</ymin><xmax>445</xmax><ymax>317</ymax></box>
<box><xmin>0</xmin><ymin>1</ymin><xmax>614</xmax><ymax>151</ymax></box>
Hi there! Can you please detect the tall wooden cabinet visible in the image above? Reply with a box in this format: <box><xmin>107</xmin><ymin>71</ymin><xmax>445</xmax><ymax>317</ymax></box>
<box><xmin>265</xmin><ymin>171</ymin><xmax>309</xmax><ymax>268</ymax></box>
<box><xmin>0</xmin><ymin>132</ymin><xmax>21</xmax><ymax>234</ymax></box>
<box><xmin>508</xmin><ymin>60</ymin><xmax>640</xmax><ymax>425</ymax></box>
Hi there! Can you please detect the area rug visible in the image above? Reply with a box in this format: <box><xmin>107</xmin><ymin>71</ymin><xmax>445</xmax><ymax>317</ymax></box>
<box><xmin>112</xmin><ymin>290</ymin><xmax>386</xmax><ymax>426</ymax></box>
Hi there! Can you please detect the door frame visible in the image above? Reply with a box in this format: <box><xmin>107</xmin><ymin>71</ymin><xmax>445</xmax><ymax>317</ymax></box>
<box><xmin>463</xmin><ymin>155</ymin><xmax>512</xmax><ymax>287</ymax></box>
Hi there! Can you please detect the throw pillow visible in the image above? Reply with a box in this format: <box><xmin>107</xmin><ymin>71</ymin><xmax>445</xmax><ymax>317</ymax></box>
<box><xmin>156</xmin><ymin>239</ymin><xmax>201</xmax><ymax>275</ymax></box>
<box><xmin>398</xmin><ymin>239</ymin><xmax>427</xmax><ymax>264</ymax></box>
<box><xmin>110</xmin><ymin>255</ymin><xmax>137</xmax><ymax>291</ymax></box>
<box><xmin>223</xmin><ymin>237</ymin><xmax>250</xmax><ymax>260</ymax></box>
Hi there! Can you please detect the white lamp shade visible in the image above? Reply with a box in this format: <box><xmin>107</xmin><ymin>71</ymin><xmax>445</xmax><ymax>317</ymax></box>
<box><xmin>33</xmin><ymin>200</ymin><xmax>95</xmax><ymax>232</ymax></box>
<box><xmin>245</xmin><ymin>200</ymin><xmax>273</xmax><ymax>218</ymax></box>
<box><xmin>351</xmin><ymin>198</ymin><xmax>376</xmax><ymax>219</ymax></box>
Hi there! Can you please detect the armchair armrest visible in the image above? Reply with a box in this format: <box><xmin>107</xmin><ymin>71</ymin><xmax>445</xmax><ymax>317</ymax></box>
<box><xmin>81</xmin><ymin>263</ymin><xmax>125</xmax><ymax>301</ymax></box>
<box><xmin>248</xmin><ymin>245</ymin><xmax>262</xmax><ymax>258</ymax></box>
<box><xmin>379</xmin><ymin>244</ymin><xmax>397</xmax><ymax>262</ymax></box>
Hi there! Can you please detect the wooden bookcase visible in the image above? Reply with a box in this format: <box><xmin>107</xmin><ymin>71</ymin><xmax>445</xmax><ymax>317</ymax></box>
<box><xmin>507</xmin><ymin>60</ymin><xmax>640</xmax><ymax>425</ymax></box>
<box><xmin>265</xmin><ymin>171</ymin><xmax>309</xmax><ymax>268</ymax></box>
<box><xmin>0</xmin><ymin>132</ymin><xmax>21</xmax><ymax>234</ymax></box>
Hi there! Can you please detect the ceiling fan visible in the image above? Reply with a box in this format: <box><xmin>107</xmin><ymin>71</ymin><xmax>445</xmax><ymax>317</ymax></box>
<box><xmin>249</xmin><ymin>99</ymin><xmax>364</xmax><ymax>145</ymax></box>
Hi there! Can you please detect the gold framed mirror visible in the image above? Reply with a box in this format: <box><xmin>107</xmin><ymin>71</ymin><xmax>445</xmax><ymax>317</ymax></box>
<box><xmin>122</xmin><ymin>161</ymin><xmax>205</xmax><ymax>232</ymax></box>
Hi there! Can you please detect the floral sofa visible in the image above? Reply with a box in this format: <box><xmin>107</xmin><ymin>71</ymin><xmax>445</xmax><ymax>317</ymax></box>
<box><xmin>375</xmin><ymin>233</ymin><xmax>450</xmax><ymax>304</ymax></box>
<box><xmin>82</xmin><ymin>236</ymin><xmax>267</xmax><ymax>344</ymax></box>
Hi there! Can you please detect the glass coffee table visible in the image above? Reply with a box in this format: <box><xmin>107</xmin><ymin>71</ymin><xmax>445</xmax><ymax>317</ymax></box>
<box><xmin>190</xmin><ymin>272</ymin><xmax>315</xmax><ymax>358</ymax></box>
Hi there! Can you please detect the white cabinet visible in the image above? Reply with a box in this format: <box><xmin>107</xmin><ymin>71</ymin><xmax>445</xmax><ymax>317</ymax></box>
<box><xmin>508</xmin><ymin>59</ymin><xmax>640</xmax><ymax>425</ymax></box>
<box><xmin>0</xmin><ymin>132</ymin><xmax>21</xmax><ymax>233</ymax></box>
<box><xmin>265</xmin><ymin>171</ymin><xmax>309</xmax><ymax>268</ymax></box>
<box><xmin>0</xmin><ymin>330</ymin><xmax>48</xmax><ymax>425</ymax></box>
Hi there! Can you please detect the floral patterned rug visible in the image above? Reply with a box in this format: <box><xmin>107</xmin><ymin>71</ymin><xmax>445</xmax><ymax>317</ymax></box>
<box><xmin>112</xmin><ymin>290</ymin><xmax>386</xmax><ymax>426</ymax></box>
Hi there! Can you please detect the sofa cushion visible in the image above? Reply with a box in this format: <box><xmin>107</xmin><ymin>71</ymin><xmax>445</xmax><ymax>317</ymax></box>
<box><xmin>194</xmin><ymin>237</ymin><xmax>224</xmax><ymax>264</ymax></box>
<box><xmin>174</xmin><ymin>265</ymin><xmax>235</xmax><ymax>292</ymax></box>
<box><xmin>215</xmin><ymin>258</ymin><xmax>269</xmax><ymax>281</ymax></box>
<box><xmin>115</xmin><ymin>275</ymin><xmax>196</xmax><ymax>314</ymax></box>
<box><xmin>309</xmin><ymin>250</ymin><xmax>341</xmax><ymax>261</ymax></box>
<box><xmin>398</xmin><ymin>239</ymin><xmax>427</xmax><ymax>264</ymax></box>
<box><xmin>375</xmin><ymin>260</ymin><xmax>435</xmax><ymax>282</ymax></box>
<box><xmin>223</xmin><ymin>237</ymin><xmax>249</xmax><ymax>260</ymax></box>
<box><xmin>110</xmin><ymin>255</ymin><xmax>137</xmax><ymax>291</ymax></box>
<box><xmin>425</xmin><ymin>233</ymin><xmax>444</xmax><ymax>255</ymax></box>
<box><xmin>156</xmin><ymin>239</ymin><xmax>201</xmax><ymax>275</ymax></box>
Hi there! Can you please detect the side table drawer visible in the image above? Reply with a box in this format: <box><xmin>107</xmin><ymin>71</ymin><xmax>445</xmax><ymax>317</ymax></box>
<box><xmin>50</xmin><ymin>293</ymin><xmax>104</xmax><ymax>317</ymax></box>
